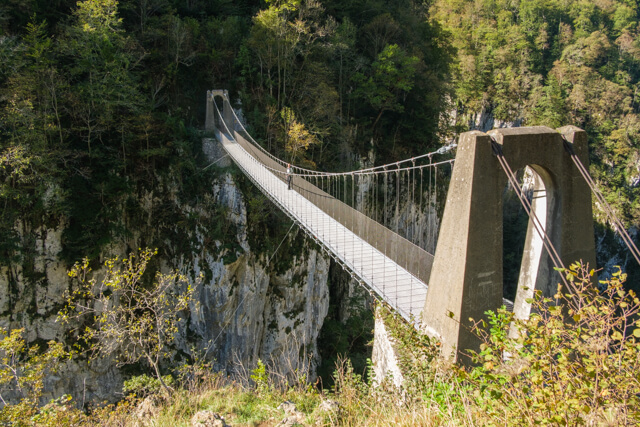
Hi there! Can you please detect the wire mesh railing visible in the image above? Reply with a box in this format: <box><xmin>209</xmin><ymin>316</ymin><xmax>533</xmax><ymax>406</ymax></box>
<box><xmin>211</xmin><ymin>100</ymin><xmax>433</xmax><ymax>321</ymax></box>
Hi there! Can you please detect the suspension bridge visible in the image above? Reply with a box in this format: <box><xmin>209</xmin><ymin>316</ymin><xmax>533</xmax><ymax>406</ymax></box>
<box><xmin>205</xmin><ymin>90</ymin><xmax>640</xmax><ymax>357</ymax></box>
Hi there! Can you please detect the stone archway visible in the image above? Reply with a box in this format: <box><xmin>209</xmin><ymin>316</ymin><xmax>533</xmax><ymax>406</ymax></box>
<box><xmin>421</xmin><ymin>126</ymin><xmax>597</xmax><ymax>360</ymax></box>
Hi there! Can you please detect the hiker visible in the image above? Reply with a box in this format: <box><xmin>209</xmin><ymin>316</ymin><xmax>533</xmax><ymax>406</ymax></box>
<box><xmin>287</xmin><ymin>164</ymin><xmax>292</xmax><ymax>190</ymax></box>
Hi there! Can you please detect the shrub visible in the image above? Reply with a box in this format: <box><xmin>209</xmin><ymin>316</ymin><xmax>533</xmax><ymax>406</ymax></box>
<box><xmin>250</xmin><ymin>359</ymin><xmax>268</xmax><ymax>396</ymax></box>
<box><xmin>466</xmin><ymin>263</ymin><xmax>640</xmax><ymax>425</ymax></box>
<box><xmin>0</xmin><ymin>328</ymin><xmax>85</xmax><ymax>425</ymax></box>
<box><xmin>123</xmin><ymin>374</ymin><xmax>175</xmax><ymax>399</ymax></box>
<box><xmin>59</xmin><ymin>248</ymin><xmax>201</xmax><ymax>396</ymax></box>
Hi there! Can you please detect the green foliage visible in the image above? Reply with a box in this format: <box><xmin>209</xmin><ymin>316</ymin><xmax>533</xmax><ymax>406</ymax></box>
<box><xmin>281</xmin><ymin>107</ymin><xmax>320</xmax><ymax>164</ymax></box>
<box><xmin>241</xmin><ymin>0</ymin><xmax>451</xmax><ymax>166</ymax></box>
<box><xmin>377</xmin><ymin>306</ymin><xmax>469</xmax><ymax>418</ymax></box>
<box><xmin>2</xmin><ymin>0</ymin><xmax>640</xmax><ymax>422</ymax></box>
<box><xmin>466</xmin><ymin>262</ymin><xmax>640</xmax><ymax>425</ymax></box>
<box><xmin>354</xmin><ymin>44</ymin><xmax>420</xmax><ymax>129</ymax></box>
<box><xmin>27</xmin><ymin>268</ymin><xmax>640</xmax><ymax>425</ymax></box>
<box><xmin>331</xmin><ymin>356</ymin><xmax>366</xmax><ymax>399</ymax></box>
<box><xmin>316</xmin><ymin>279</ymin><xmax>374</xmax><ymax>388</ymax></box>
<box><xmin>59</xmin><ymin>248</ymin><xmax>201</xmax><ymax>396</ymax></box>
<box><xmin>0</xmin><ymin>0</ymin><xmax>224</xmax><ymax>268</ymax></box>
<box><xmin>0</xmin><ymin>0</ymin><xmax>455</xmax><ymax>276</ymax></box>
<box><xmin>123</xmin><ymin>374</ymin><xmax>175</xmax><ymax>398</ymax></box>
<box><xmin>0</xmin><ymin>328</ymin><xmax>68</xmax><ymax>405</ymax></box>
<box><xmin>29</xmin><ymin>394</ymin><xmax>87</xmax><ymax>426</ymax></box>
<box><xmin>250</xmin><ymin>358</ymin><xmax>269</xmax><ymax>396</ymax></box>
<box><xmin>0</xmin><ymin>328</ymin><xmax>83</xmax><ymax>425</ymax></box>
<box><xmin>434</xmin><ymin>0</ymin><xmax>640</xmax><ymax>247</ymax></box>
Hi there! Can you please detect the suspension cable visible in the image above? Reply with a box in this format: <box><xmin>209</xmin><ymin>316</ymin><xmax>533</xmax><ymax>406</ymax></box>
<box><xmin>219</xmin><ymin>92</ymin><xmax>456</xmax><ymax>177</ymax></box>
<box><xmin>263</xmin><ymin>157</ymin><xmax>454</xmax><ymax>180</ymax></box>
<box><xmin>490</xmin><ymin>138</ymin><xmax>573</xmax><ymax>292</ymax></box>
<box><xmin>562</xmin><ymin>137</ymin><xmax>640</xmax><ymax>266</ymax></box>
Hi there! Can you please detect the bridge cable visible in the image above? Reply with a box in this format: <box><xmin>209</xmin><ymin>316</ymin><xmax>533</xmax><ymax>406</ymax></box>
<box><xmin>419</xmin><ymin>166</ymin><xmax>423</xmax><ymax>249</ymax></box>
<box><xmin>412</xmin><ymin>159</ymin><xmax>416</xmax><ymax>243</ymax></box>
<box><xmin>370</xmin><ymin>175</ymin><xmax>377</xmax><ymax>274</ymax></box>
<box><xmin>431</xmin><ymin>163</ymin><xmax>446</xmax><ymax>250</ymax></box>
<box><xmin>490</xmin><ymin>138</ymin><xmax>573</xmax><ymax>292</ymax></box>
<box><xmin>254</xmin><ymin>153</ymin><xmax>453</xmax><ymax>181</ymax></box>
<box><xmin>383</xmin><ymin>167</ymin><xmax>388</xmax><ymax>297</ymax></box>
<box><xmin>562</xmin><ymin>137</ymin><xmax>640</xmax><ymax>266</ymax></box>
<box><xmin>202</xmin><ymin>154</ymin><xmax>229</xmax><ymax>170</ymax></box>
<box><xmin>405</xmin><ymin>168</ymin><xmax>411</xmax><ymax>312</ymax></box>
<box><xmin>219</xmin><ymin>92</ymin><xmax>456</xmax><ymax>177</ymax></box>
<box><xmin>374</xmin><ymin>172</ymin><xmax>378</xmax><ymax>223</ymax></box>
<box><xmin>427</xmin><ymin>159</ymin><xmax>432</xmax><ymax>250</ymax></box>
<box><xmin>393</xmin><ymin>169</ymin><xmax>400</xmax><ymax>312</ymax></box>
<box><xmin>411</xmin><ymin>160</ymin><xmax>416</xmax><ymax>315</ymax></box>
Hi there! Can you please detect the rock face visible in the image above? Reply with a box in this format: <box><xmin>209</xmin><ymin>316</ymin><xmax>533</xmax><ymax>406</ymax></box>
<box><xmin>371</xmin><ymin>310</ymin><xmax>403</xmax><ymax>388</ymax></box>
<box><xmin>191</xmin><ymin>411</ymin><xmax>229</xmax><ymax>427</ymax></box>
<box><xmin>184</xmin><ymin>231</ymin><xmax>330</xmax><ymax>381</ymax></box>
<box><xmin>0</xmin><ymin>137</ymin><xmax>331</xmax><ymax>404</ymax></box>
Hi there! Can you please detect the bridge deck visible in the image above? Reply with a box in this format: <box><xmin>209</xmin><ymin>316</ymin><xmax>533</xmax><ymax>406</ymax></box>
<box><xmin>215</xmin><ymin>130</ymin><xmax>428</xmax><ymax>322</ymax></box>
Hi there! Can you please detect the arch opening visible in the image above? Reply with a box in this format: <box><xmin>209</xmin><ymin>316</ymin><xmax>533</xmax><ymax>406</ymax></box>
<box><xmin>507</xmin><ymin>164</ymin><xmax>557</xmax><ymax>321</ymax></box>
<box><xmin>502</xmin><ymin>167</ymin><xmax>534</xmax><ymax>302</ymax></box>
<box><xmin>213</xmin><ymin>95</ymin><xmax>225</xmax><ymax>130</ymax></box>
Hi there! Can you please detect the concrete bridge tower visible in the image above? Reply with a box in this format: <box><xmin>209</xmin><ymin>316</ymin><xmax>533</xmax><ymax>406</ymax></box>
<box><xmin>422</xmin><ymin>126</ymin><xmax>597</xmax><ymax>361</ymax></box>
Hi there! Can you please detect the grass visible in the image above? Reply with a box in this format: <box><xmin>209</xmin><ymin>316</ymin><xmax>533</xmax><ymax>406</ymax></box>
<box><xmin>92</xmin><ymin>355</ymin><xmax>468</xmax><ymax>427</ymax></box>
<box><xmin>3</xmin><ymin>263</ymin><xmax>640</xmax><ymax>426</ymax></box>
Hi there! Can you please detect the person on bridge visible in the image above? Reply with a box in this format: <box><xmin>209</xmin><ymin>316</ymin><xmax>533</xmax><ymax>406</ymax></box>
<box><xmin>287</xmin><ymin>164</ymin><xmax>292</xmax><ymax>190</ymax></box>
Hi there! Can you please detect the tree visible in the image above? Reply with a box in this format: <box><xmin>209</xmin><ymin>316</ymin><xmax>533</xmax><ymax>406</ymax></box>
<box><xmin>330</xmin><ymin>17</ymin><xmax>356</xmax><ymax>125</ymax></box>
<box><xmin>0</xmin><ymin>17</ymin><xmax>68</xmax><ymax>263</ymax></box>
<box><xmin>281</xmin><ymin>107</ymin><xmax>319</xmax><ymax>164</ymax></box>
<box><xmin>59</xmin><ymin>248</ymin><xmax>200</xmax><ymax>395</ymax></box>
<box><xmin>353</xmin><ymin>43</ymin><xmax>419</xmax><ymax>131</ymax></box>
<box><xmin>248</xmin><ymin>0</ymin><xmax>335</xmax><ymax>110</ymax></box>
<box><xmin>64</xmin><ymin>0</ymin><xmax>144</xmax><ymax>158</ymax></box>
<box><xmin>0</xmin><ymin>328</ymin><xmax>70</xmax><ymax>423</ymax></box>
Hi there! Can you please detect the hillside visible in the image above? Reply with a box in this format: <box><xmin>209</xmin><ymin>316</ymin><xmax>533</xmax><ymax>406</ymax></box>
<box><xmin>1</xmin><ymin>0</ymin><xmax>640</xmax><ymax>423</ymax></box>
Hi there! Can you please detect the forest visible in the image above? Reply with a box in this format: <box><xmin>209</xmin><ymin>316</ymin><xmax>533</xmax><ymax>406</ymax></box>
<box><xmin>1</xmin><ymin>0</ymin><xmax>640</xmax><ymax>424</ymax></box>
<box><xmin>2</xmin><ymin>0</ymin><xmax>640</xmax><ymax>264</ymax></box>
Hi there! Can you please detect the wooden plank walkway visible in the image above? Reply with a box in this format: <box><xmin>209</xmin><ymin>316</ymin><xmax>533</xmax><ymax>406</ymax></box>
<box><xmin>216</xmin><ymin>130</ymin><xmax>428</xmax><ymax>322</ymax></box>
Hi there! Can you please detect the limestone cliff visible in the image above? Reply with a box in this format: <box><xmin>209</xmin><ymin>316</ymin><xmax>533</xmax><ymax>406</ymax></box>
<box><xmin>0</xmin><ymin>137</ymin><xmax>331</xmax><ymax>403</ymax></box>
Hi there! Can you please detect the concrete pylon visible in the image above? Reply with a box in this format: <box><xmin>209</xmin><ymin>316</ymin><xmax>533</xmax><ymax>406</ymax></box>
<box><xmin>421</xmin><ymin>126</ymin><xmax>596</xmax><ymax>361</ymax></box>
<box><xmin>205</xmin><ymin>90</ymin><xmax>231</xmax><ymax>132</ymax></box>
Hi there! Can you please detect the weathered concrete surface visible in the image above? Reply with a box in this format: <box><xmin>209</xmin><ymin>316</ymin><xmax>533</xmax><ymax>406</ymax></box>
<box><xmin>207</xmin><ymin>90</ymin><xmax>233</xmax><ymax>133</ymax></box>
<box><xmin>422</xmin><ymin>126</ymin><xmax>596</xmax><ymax>361</ymax></box>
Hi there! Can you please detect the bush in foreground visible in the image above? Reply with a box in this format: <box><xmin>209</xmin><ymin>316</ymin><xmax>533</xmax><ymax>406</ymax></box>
<box><xmin>466</xmin><ymin>263</ymin><xmax>640</xmax><ymax>425</ymax></box>
<box><xmin>2</xmin><ymin>262</ymin><xmax>639</xmax><ymax>426</ymax></box>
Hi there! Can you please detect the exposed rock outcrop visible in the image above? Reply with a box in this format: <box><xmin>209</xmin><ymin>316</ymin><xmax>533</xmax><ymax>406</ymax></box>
<box><xmin>0</xmin><ymin>137</ymin><xmax>331</xmax><ymax>404</ymax></box>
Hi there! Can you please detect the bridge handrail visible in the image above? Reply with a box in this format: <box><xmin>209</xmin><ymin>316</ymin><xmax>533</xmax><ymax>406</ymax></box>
<box><xmin>218</xmin><ymin>93</ymin><xmax>457</xmax><ymax>177</ymax></box>
<box><xmin>212</xmin><ymin>99</ymin><xmax>436</xmax><ymax>287</ymax></box>
<box><xmin>256</xmin><ymin>156</ymin><xmax>455</xmax><ymax>178</ymax></box>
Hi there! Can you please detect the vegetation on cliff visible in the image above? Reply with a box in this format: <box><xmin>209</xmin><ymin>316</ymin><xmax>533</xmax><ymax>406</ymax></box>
<box><xmin>432</xmin><ymin>0</ymin><xmax>640</xmax><ymax>281</ymax></box>
<box><xmin>2</xmin><ymin>0</ymin><xmax>640</xmax><ymax>276</ymax></box>
<box><xmin>2</xmin><ymin>0</ymin><xmax>640</xmax><ymax>422</ymax></box>
<box><xmin>0</xmin><ymin>0</ymin><xmax>453</xmax><ymax>266</ymax></box>
<box><xmin>1</xmin><ymin>263</ymin><xmax>638</xmax><ymax>425</ymax></box>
